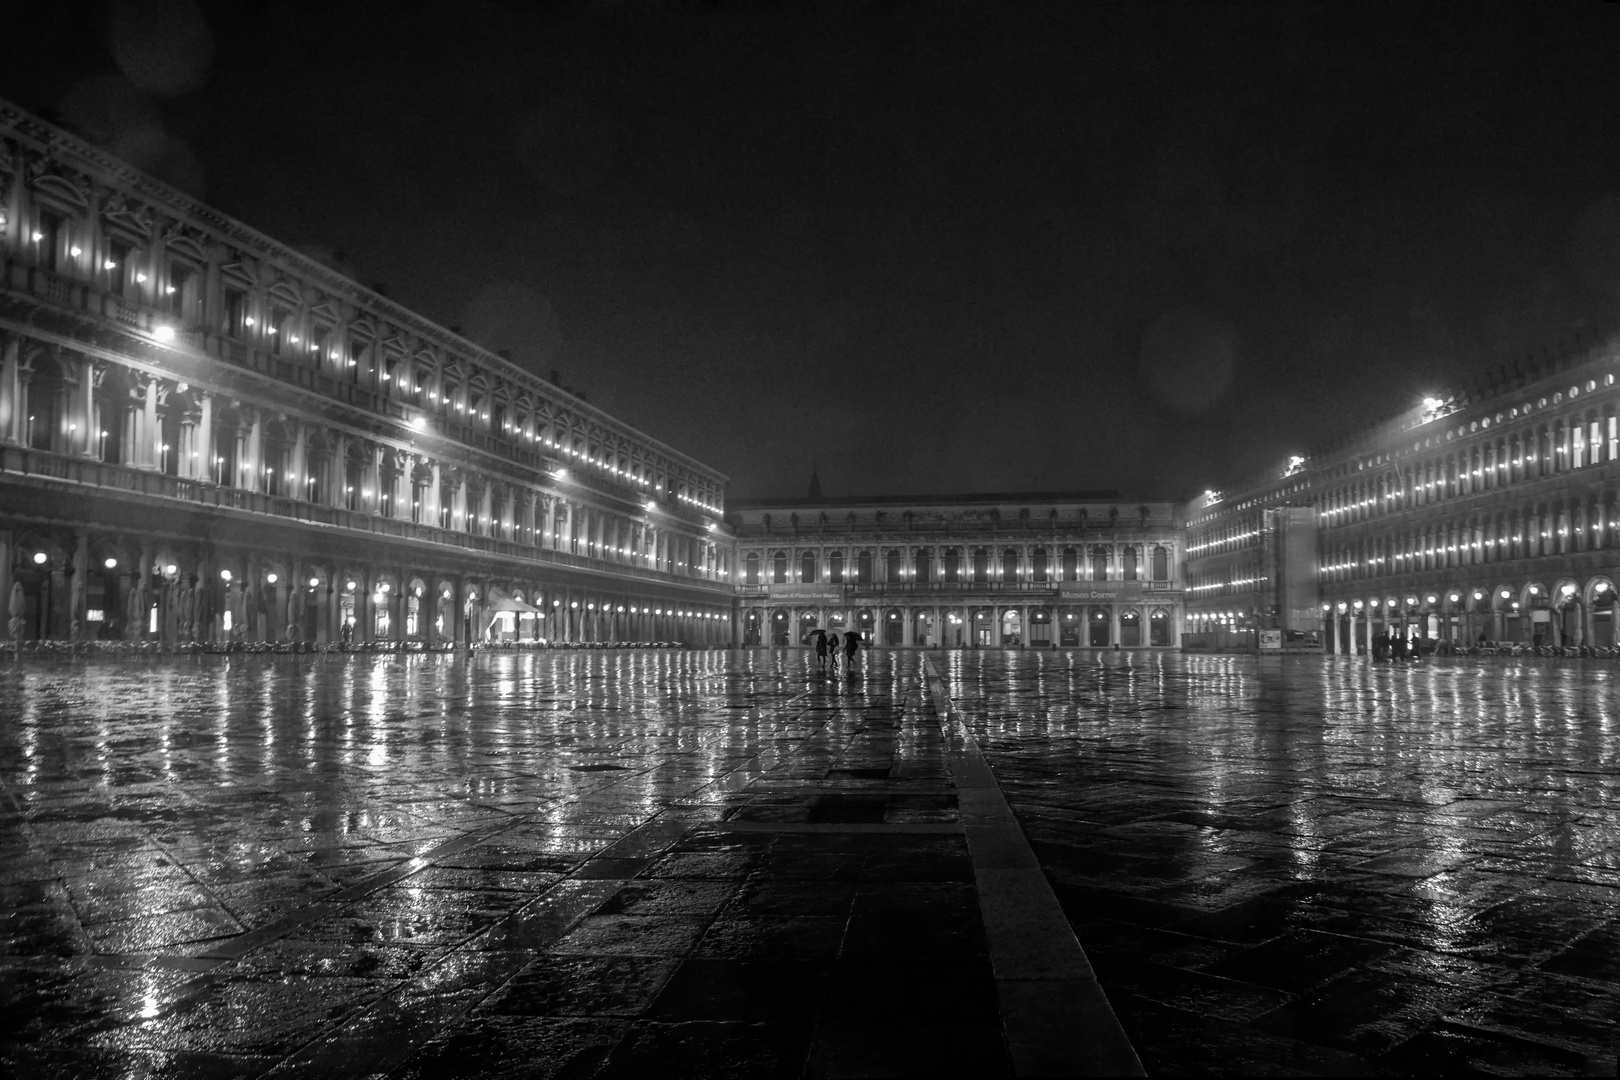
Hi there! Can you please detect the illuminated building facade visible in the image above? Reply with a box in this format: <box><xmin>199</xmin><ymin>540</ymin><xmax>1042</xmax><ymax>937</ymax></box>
<box><xmin>1186</xmin><ymin>333</ymin><xmax>1620</xmax><ymax>653</ymax></box>
<box><xmin>9</xmin><ymin>96</ymin><xmax>1617</xmax><ymax>656</ymax></box>
<box><xmin>728</xmin><ymin>494</ymin><xmax>1186</xmax><ymax>649</ymax></box>
<box><xmin>0</xmin><ymin>100</ymin><xmax>734</xmax><ymax>647</ymax></box>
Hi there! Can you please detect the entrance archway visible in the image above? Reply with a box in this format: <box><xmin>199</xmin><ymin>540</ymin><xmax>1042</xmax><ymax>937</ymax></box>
<box><xmin>913</xmin><ymin>609</ymin><xmax>934</xmax><ymax>647</ymax></box>
<box><xmin>1088</xmin><ymin>606</ymin><xmax>1111</xmax><ymax>647</ymax></box>
<box><xmin>1592</xmin><ymin>581</ymin><xmax>1615</xmax><ymax>647</ymax></box>
<box><xmin>1029</xmin><ymin>608</ymin><xmax>1051</xmax><ymax>647</ymax></box>
<box><xmin>884</xmin><ymin>608</ymin><xmax>903</xmax><ymax>646</ymax></box>
<box><xmin>1000</xmin><ymin>608</ymin><xmax>1022</xmax><ymax>646</ymax></box>
<box><xmin>1149</xmin><ymin>608</ymin><xmax>1171</xmax><ymax>646</ymax></box>
<box><xmin>1120</xmin><ymin>607</ymin><xmax>1141</xmax><ymax>647</ymax></box>
<box><xmin>1058</xmin><ymin>607</ymin><xmax>1080</xmax><ymax>647</ymax></box>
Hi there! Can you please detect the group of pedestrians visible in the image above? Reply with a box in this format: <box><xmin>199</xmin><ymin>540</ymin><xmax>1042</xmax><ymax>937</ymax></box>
<box><xmin>807</xmin><ymin>627</ymin><xmax>861</xmax><ymax>676</ymax></box>
<box><xmin>1372</xmin><ymin>628</ymin><xmax>1424</xmax><ymax>663</ymax></box>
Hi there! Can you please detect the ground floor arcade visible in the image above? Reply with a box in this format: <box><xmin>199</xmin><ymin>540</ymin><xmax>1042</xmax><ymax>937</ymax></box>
<box><xmin>738</xmin><ymin>601</ymin><xmax>1182</xmax><ymax>648</ymax></box>
<box><xmin>1</xmin><ymin>527</ymin><xmax>733</xmax><ymax>649</ymax></box>
<box><xmin>1321</xmin><ymin>573</ymin><xmax>1618</xmax><ymax>653</ymax></box>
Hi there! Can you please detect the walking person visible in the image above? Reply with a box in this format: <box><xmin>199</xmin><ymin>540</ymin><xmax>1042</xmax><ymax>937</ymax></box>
<box><xmin>826</xmin><ymin>630</ymin><xmax>841</xmax><ymax>675</ymax></box>
<box><xmin>843</xmin><ymin>628</ymin><xmax>861</xmax><ymax>674</ymax></box>
<box><xmin>812</xmin><ymin>628</ymin><xmax>828</xmax><ymax>673</ymax></box>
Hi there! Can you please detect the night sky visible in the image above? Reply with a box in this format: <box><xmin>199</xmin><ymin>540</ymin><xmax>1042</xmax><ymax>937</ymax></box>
<box><xmin>9</xmin><ymin>2</ymin><xmax>1620</xmax><ymax>501</ymax></box>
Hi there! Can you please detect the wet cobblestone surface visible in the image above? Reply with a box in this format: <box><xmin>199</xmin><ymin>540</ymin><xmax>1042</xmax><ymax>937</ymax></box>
<box><xmin>0</xmin><ymin>650</ymin><xmax>1011</xmax><ymax>1079</ymax></box>
<box><xmin>2</xmin><ymin>649</ymin><xmax>1618</xmax><ymax>1076</ymax></box>
<box><xmin>943</xmin><ymin>651</ymin><xmax>1620</xmax><ymax>1076</ymax></box>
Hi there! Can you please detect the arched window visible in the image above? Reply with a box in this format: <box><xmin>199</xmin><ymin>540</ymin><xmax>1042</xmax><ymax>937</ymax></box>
<box><xmin>915</xmin><ymin>549</ymin><xmax>933</xmax><ymax>583</ymax></box>
<box><xmin>1062</xmin><ymin>546</ymin><xmax>1079</xmax><ymax>582</ymax></box>
<box><xmin>1032</xmin><ymin>547</ymin><xmax>1048</xmax><ymax>583</ymax></box>
<box><xmin>1151</xmin><ymin>545</ymin><xmax>1169</xmax><ymax>581</ymax></box>
<box><xmin>1090</xmin><ymin>546</ymin><xmax>1108</xmax><ymax>581</ymax></box>
<box><xmin>800</xmin><ymin>551</ymin><xmax>817</xmax><ymax>583</ymax></box>
<box><xmin>829</xmin><ymin>550</ymin><xmax>845</xmax><ymax>583</ymax></box>
<box><xmin>971</xmin><ymin>548</ymin><xmax>989</xmax><ymax>583</ymax></box>
<box><xmin>1122</xmin><ymin>547</ymin><xmax>1138</xmax><ymax>581</ymax></box>
<box><xmin>944</xmin><ymin>548</ymin><xmax>961</xmax><ymax>583</ymax></box>
<box><xmin>745</xmin><ymin>552</ymin><xmax>760</xmax><ymax>584</ymax></box>
<box><xmin>1000</xmin><ymin>549</ymin><xmax>1018</xmax><ymax>581</ymax></box>
<box><xmin>772</xmin><ymin>551</ymin><xmax>788</xmax><ymax>584</ymax></box>
<box><xmin>886</xmin><ymin>549</ymin><xmax>905</xmax><ymax>584</ymax></box>
<box><xmin>856</xmin><ymin>551</ymin><xmax>874</xmax><ymax>584</ymax></box>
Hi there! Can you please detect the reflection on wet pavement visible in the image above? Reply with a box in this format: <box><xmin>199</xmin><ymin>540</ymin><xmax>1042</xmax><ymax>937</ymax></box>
<box><xmin>942</xmin><ymin>651</ymin><xmax>1620</xmax><ymax>1076</ymax></box>
<box><xmin>0</xmin><ymin>650</ymin><xmax>1018</xmax><ymax>1078</ymax></box>
<box><xmin>5</xmin><ymin>648</ymin><xmax>1619</xmax><ymax>1076</ymax></box>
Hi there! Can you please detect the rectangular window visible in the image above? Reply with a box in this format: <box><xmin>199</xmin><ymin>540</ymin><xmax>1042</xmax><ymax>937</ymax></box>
<box><xmin>270</xmin><ymin>307</ymin><xmax>290</xmax><ymax>355</ymax></box>
<box><xmin>108</xmin><ymin>240</ymin><xmax>132</xmax><ymax>296</ymax></box>
<box><xmin>167</xmin><ymin>263</ymin><xmax>192</xmax><ymax>318</ymax></box>
<box><xmin>224</xmin><ymin>288</ymin><xmax>247</xmax><ymax>337</ymax></box>
<box><xmin>38</xmin><ymin>212</ymin><xmax>63</xmax><ymax>271</ymax></box>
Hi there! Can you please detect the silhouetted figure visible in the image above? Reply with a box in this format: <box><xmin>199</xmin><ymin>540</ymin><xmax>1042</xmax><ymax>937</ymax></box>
<box><xmin>844</xmin><ymin>630</ymin><xmax>860</xmax><ymax>673</ymax></box>
<box><xmin>812</xmin><ymin>628</ymin><xmax>828</xmax><ymax>672</ymax></box>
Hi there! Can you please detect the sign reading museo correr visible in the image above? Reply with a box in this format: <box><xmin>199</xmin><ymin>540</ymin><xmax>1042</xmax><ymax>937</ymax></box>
<box><xmin>1056</xmin><ymin>582</ymin><xmax>1183</xmax><ymax>601</ymax></box>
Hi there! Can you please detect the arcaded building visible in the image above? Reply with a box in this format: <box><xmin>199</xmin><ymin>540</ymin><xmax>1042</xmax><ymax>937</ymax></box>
<box><xmin>8</xmin><ymin>93</ymin><xmax>1620</xmax><ymax>656</ymax></box>
<box><xmin>0</xmin><ymin>100</ymin><xmax>734</xmax><ymax>647</ymax></box>
<box><xmin>1184</xmin><ymin>332</ymin><xmax>1620</xmax><ymax>653</ymax></box>
<box><xmin>727</xmin><ymin>493</ymin><xmax>1186</xmax><ymax>649</ymax></box>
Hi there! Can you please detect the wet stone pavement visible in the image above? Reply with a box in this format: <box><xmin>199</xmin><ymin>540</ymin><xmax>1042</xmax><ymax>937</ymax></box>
<box><xmin>0</xmin><ymin>650</ymin><xmax>1020</xmax><ymax>1079</ymax></box>
<box><xmin>0</xmin><ymin>649</ymin><xmax>1616</xmax><ymax>1076</ymax></box>
<box><xmin>942</xmin><ymin>651</ymin><xmax>1620</xmax><ymax>1076</ymax></box>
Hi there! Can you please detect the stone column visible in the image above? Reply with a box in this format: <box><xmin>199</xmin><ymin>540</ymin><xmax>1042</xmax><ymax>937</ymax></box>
<box><xmin>141</xmin><ymin>378</ymin><xmax>160</xmax><ymax>470</ymax></box>
<box><xmin>0</xmin><ymin>528</ymin><xmax>12</xmax><ymax>642</ymax></box>
<box><xmin>245</xmin><ymin>410</ymin><xmax>265</xmax><ymax>491</ymax></box>
<box><xmin>0</xmin><ymin>335</ymin><xmax>22</xmax><ymax>445</ymax></box>
<box><xmin>74</xmin><ymin>358</ymin><xmax>97</xmax><ymax>459</ymax></box>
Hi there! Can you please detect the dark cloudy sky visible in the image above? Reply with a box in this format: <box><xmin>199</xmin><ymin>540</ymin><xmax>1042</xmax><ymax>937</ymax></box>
<box><xmin>9</xmin><ymin>1</ymin><xmax>1620</xmax><ymax>500</ymax></box>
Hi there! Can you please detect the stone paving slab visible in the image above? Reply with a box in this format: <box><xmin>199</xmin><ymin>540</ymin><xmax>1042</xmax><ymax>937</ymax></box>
<box><xmin>12</xmin><ymin>648</ymin><xmax>1618</xmax><ymax>1076</ymax></box>
<box><xmin>0</xmin><ymin>650</ymin><xmax>1072</xmax><ymax>1078</ymax></box>
<box><xmin>942</xmin><ymin>650</ymin><xmax>1620</xmax><ymax>1077</ymax></box>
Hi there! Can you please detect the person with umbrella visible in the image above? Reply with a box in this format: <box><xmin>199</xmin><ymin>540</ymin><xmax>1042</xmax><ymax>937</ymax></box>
<box><xmin>808</xmin><ymin>626</ymin><xmax>829</xmax><ymax>672</ymax></box>
<box><xmin>825</xmin><ymin>629</ymin><xmax>841</xmax><ymax>674</ymax></box>
<box><xmin>843</xmin><ymin>627</ymin><xmax>861</xmax><ymax>674</ymax></box>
